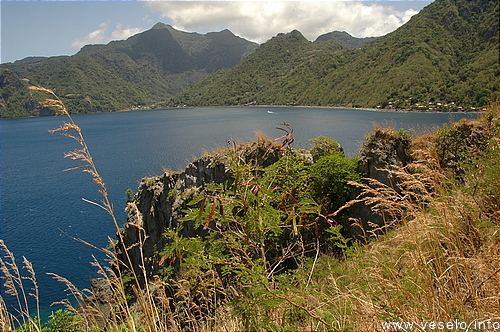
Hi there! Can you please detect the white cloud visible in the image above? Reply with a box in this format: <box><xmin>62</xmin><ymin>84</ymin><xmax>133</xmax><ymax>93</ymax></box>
<box><xmin>71</xmin><ymin>22</ymin><xmax>146</xmax><ymax>49</ymax></box>
<box><xmin>71</xmin><ymin>22</ymin><xmax>109</xmax><ymax>48</ymax></box>
<box><xmin>401</xmin><ymin>8</ymin><xmax>419</xmax><ymax>23</ymax></box>
<box><xmin>146</xmin><ymin>1</ymin><xmax>421</xmax><ymax>43</ymax></box>
<box><xmin>111</xmin><ymin>24</ymin><xmax>144</xmax><ymax>40</ymax></box>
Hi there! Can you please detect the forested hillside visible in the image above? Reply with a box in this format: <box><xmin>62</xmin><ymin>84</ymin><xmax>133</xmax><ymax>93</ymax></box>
<box><xmin>314</xmin><ymin>30</ymin><xmax>378</xmax><ymax>48</ymax></box>
<box><xmin>1</xmin><ymin>0</ymin><xmax>498</xmax><ymax>118</ymax></box>
<box><xmin>171</xmin><ymin>0</ymin><xmax>499</xmax><ymax>110</ymax></box>
<box><xmin>0</xmin><ymin>24</ymin><xmax>257</xmax><ymax>117</ymax></box>
<box><xmin>172</xmin><ymin>30</ymin><xmax>346</xmax><ymax>106</ymax></box>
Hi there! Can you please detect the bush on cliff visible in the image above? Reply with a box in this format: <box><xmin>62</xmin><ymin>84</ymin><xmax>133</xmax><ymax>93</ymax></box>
<box><xmin>309</xmin><ymin>153</ymin><xmax>360</xmax><ymax>212</ymax></box>
<box><xmin>138</xmin><ymin>105</ymin><xmax>500</xmax><ymax>330</ymax></box>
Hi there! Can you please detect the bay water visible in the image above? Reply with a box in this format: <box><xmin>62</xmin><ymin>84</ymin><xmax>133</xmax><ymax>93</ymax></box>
<box><xmin>0</xmin><ymin>106</ymin><xmax>476</xmax><ymax>320</ymax></box>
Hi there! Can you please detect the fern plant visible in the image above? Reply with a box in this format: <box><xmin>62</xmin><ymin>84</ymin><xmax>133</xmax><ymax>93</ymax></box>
<box><xmin>157</xmin><ymin>143</ymin><xmax>344</xmax><ymax>329</ymax></box>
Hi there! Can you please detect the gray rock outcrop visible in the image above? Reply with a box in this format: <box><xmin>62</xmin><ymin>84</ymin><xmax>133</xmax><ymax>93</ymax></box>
<box><xmin>345</xmin><ymin>129</ymin><xmax>411</xmax><ymax>239</ymax></box>
<box><xmin>116</xmin><ymin>139</ymin><xmax>283</xmax><ymax>284</ymax></box>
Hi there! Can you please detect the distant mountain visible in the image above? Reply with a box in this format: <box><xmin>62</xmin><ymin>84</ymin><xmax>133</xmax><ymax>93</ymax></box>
<box><xmin>314</xmin><ymin>31</ymin><xmax>378</xmax><ymax>48</ymax></box>
<box><xmin>14</xmin><ymin>57</ymin><xmax>49</xmax><ymax>64</ymax></box>
<box><xmin>172</xmin><ymin>0</ymin><xmax>499</xmax><ymax>110</ymax></box>
<box><xmin>170</xmin><ymin>30</ymin><xmax>345</xmax><ymax>106</ymax></box>
<box><xmin>0</xmin><ymin>24</ymin><xmax>258</xmax><ymax>117</ymax></box>
<box><xmin>2</xmin><ymin>0</ymin><xmax>498</xmax><ymax>118</ymax></box>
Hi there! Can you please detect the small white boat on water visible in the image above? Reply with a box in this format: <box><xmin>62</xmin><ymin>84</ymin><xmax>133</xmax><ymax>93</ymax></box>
<box><xmin>267</xmin><ymin>110</ymin><xmax>274</xmax><ymax>114</ymax></box>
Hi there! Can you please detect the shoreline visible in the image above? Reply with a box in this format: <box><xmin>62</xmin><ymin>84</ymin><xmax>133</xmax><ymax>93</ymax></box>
<box><xmin>246</xmin><ymin>104</ymin><xmax>484</xmax><ymax>114</ymax></box>
<box><xmin>146</xmin><ymin>103</ymin><xmax>484</xmax><ymax>114</ymax></box>
<box><xmin>1</xmin><ymin>104</ymin><xmax>483</xmax><ymax>120</ymax></box>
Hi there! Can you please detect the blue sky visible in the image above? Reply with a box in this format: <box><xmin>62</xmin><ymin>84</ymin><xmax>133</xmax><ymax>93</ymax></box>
<box><xmin>1</xmin><ymin>1</ymin><xmax>432</xmax><ymax>64</ymax></box>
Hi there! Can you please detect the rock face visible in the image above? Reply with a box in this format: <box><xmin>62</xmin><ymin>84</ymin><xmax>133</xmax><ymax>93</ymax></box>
<box><xmin>357</xmin><ymin>128</ymin><xmax>410</xmax><ymax>189</ymax></box>
<box><xmin>345</xmin><ymin>128</ymin><xmax>411</xmax><ymax>239</ymax></box>
<box><xmin>79</xmin><ymin>278</ymin><xmax>114</xmax><ymax>330</ymax></box>
<box><xmin>117</xmin><ymin>131</ymin><xmax>414</xmax><ymax>283</ymax></box>
<box><xmin>88</xmin><ymin>278</ymin><xmax>114</xmax><ymax>304</ymax></box>
<box><xmin>117</xmin><ymin>139</ymin><xmax>283</xmax><ymax>284</ymax></box>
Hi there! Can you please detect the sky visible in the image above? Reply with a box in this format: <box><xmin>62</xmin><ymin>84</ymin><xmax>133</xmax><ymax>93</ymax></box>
<box><xmin>1</xmin><ymin>0</ymin><xmax>432</xmax><ymax>64</ymax></box>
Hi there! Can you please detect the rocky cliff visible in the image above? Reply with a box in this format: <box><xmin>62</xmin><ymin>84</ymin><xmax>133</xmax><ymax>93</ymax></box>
<box><xmin>117</xmin><ymin>132</ymin><xmax>416</xmax><ymax>289</ymax></box>
<box><xmin>357</xmin><ymin>128</ymin><xmax>410</xmax><ymax>189</ymax></box>
<box><xmin>118</xmin><ymin>139</ymin><xmax>284</xmax><ymax>284</ymax></box>
<box><xmin>343</xmin><ymin>128</ymin><xmax>412</xmax><ymax>239</ymax></box>
<box><xmin>117</xmin><ymin>132</ymin><xmax>417</xmax><ymax>285</ymax></box>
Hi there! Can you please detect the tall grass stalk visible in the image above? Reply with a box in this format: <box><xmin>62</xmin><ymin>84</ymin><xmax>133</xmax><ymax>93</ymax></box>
<box><xmin>0</xmin><ymin>293</ymin><xmax>13</xmax><ymax>332</ymax></box>
<box><xmin>0</xmin><ymin>240</ymin><xmax>41</xmax><ymax>331</ymax></box>
<box><xmin>28</xmin><ymin>86</ymin><xmax>159</xmax><ymax>331</ymax></box>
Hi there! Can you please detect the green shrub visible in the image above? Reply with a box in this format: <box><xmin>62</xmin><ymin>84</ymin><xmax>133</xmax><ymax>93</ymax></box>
<box><xmin>261</xmin><ymin>152</ymin><xmax>312</xmax><ymax>206</ymax></box>
<box><xmin>309</xmin><ymin>136</ymin><xmax>344</xmax><ymax>161</ymax></box>
<box><xmin>43</xmin><ymin>309</ymin><xmax>81</xmax><ymax>332</ymax></box>
<box><xmin>435</xmin><ymin>119</ymin><xmax>491</xmax><ymax>178</ymax></box>
<box><xmin>309</xmin><ymin>153</ymin><xmax>361</xmax><ymax>211</ymax></box>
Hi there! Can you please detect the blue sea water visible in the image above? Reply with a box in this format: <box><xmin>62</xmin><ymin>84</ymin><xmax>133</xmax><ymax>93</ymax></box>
<box><xmin>0</xmin><ymin>106</ymin><xmax>477</xmax><ymax>320</ymax></box>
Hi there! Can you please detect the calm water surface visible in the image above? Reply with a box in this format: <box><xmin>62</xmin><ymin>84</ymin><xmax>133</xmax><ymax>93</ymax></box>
<box><xmin>0</xmin><ymin>106</ymin><xmax>476</xmax><ymax>319</ymax></box>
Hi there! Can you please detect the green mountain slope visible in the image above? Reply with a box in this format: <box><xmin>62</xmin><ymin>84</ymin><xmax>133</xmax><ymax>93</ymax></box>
<box><xmin>0</xmin><ymin>24</ymin><xmax>258</xmax><ymax>117</ymax></box>
<box><xmin>314</xmin><ymin>31</ymin><xmax>378</xmax><ymax>48</ymax></box>
<box><xmin>172</xmin><ymin>0</ymin><xmax>499</xmax><ymax>110</ymax></box>
<box><xmin>171</xmin><ymin>30</ymin><xmax>346</xmax><ymax>106</ymax></box>
<box><xmin>2</xmin><ymin>0</ymin><xmax>497</xmax><ymax>117</ymax></box>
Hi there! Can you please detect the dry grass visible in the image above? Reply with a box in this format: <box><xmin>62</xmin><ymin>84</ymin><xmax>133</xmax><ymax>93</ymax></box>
<box><xmin>331</xmin><ymin>187</ymin><xmax>500</xmax><ymax>330</ymax></box>
<box><xmin>199</xmin><ymin>130</ymin><xmax>284</xmax><ymax>171</ymax></box>
<box><xmin>298</xmin><ymin>104</ymin><xmax>500</xmax><ymax>330</ymax></box>
<box><xmin>0</xmin><ymin>240</ymin><xmax>41</xmax><ymax>331</ymax></box>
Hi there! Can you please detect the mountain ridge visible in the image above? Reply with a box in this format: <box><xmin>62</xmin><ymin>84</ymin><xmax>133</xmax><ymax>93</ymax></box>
<box><xmin>0</xmin><ymin>24</ymin><xmax>258</xmax><ymax>117</ymax></box>
<box><xmin>171</xmin><ymin>0</ymin><xmax>498</xmax><ymax>110</ymax></box>
<box><xmin>314</xmin><ymin>31</ymin><xmax>378</xmax><ymax>48</ymax></box>
<box><xmin>1</xmin><ymin>0</ymin><xmax>498</xmax><ymax>118</ymax></box>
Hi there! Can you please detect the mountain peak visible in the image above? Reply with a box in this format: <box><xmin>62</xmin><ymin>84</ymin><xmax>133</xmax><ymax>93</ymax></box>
<box><xmin>0</xmin><ymin>23</ymin><xmax>258</xmax><ymax>116</ymax></box>
<box><xmin>314</xmin><ymin>31</ymin><xmax>378</xmax><ymax>48</ymax></box>
<box><xmin>288</xmin><ymin>30</ymin><xmax>306</xmax><ymax>39</ymax></box>
<box><xmin>152</xmin><ymin>22</ymin><xmax>170</xmax><ymax>30</ymax></box>
<box><xmin>205</xmin><ymin>29</ymin><xmax>235</xmax><ymax>39</ymax></box>
<box><xmin>272</xmin><ymin>30</ymin><xmax>308</xmax><ymax>44</ymax></box>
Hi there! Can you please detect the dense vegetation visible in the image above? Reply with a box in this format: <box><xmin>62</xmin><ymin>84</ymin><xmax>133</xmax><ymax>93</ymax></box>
<box><xmin>0</xmin><ymin>24</ymin><xmax>257</xmax><ymax>117</ymax></box>
<box><xmin>171</xmin><ymin>0</ymin><xmax>498</xmax><ymax>110</ymax></box>
<box><xmin>1</xmin><ymin>0</ymin><xmax>497</xmax><ymax>118</ymax></box>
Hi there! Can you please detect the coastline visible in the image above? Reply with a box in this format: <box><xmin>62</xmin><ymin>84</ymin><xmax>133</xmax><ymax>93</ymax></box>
<box><xmin>240</xmin><ymin>104</ymin><xmax>483</xmax><ymax>114</ymax></box>
<box><xmin>1</xmin><ymin>104</ymin><xmax>483</xmax><ymax>120</ymax></box>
